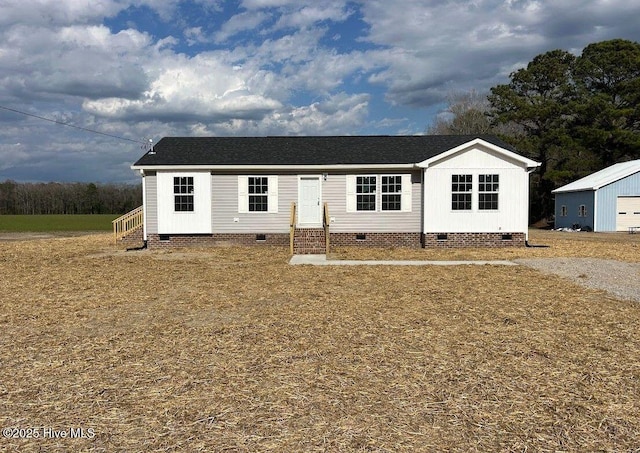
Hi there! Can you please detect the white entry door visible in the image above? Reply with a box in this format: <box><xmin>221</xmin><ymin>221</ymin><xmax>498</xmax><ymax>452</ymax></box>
<box><xmin>298</xmin><ymin>177</ymin><xmax>321</xmax><ymax>226</ymax></box>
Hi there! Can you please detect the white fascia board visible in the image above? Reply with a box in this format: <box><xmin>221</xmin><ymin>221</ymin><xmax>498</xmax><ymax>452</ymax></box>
<box><xmin>130</xmin><ymin>163</ymin><xmax>417</xmax><ymax>171</ymax></box>
<box><xmin>415</xmin><ymin>138</ymin><xmax>541</xmax><ymax>169</ymax></box>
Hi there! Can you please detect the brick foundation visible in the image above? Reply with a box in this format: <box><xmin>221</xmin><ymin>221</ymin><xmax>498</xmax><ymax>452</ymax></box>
<box><xmin>330</xmin><ymin>232</ymin><xmax>422</xmax><ymax>248</ymax></box>
<box><xmin>294</xmin><ymin>228</ymin><xmax>326</xmax><ymax>254</ymax></box>
<box><xmin>423</xmin><ymin>232</ymin><xmax>526</xmax><ymax>248</ymax></box>
<box><xmin>145</xmin><ymin>231</ymin><xmax>526</xmax><ymax>249</ymax></box>
<box><xmin>116</xmin><ymin>226</ymin><xmax>144</xmax><ymax>248</ymax></box>
<box><xmin>146</xmin><ymin>233</ymin><xmax>289</xmax><ymax>248</ymax></box>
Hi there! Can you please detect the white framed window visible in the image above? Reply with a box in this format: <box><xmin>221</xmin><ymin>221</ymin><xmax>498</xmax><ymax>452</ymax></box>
<box><xmin>578</xmin><ymin>205</ymin><xmax>587</xmax><ymax>217</ymax></box>
<box><xmin>381</xmin><ymin>175</ymin><xmax>402</xmax><ymax>211</ymax></box>
<box><xmin>248</xmin><ymin>177</ymin><xmax>268</xmax><ymax>212</ymax></box>
<box><xmin>451</xmin><ymin>174</ymin><xmax>472</xmax><ymax>210</ymax></box>
<box><xmin>173</xmin><ymin>176</ymin><xmax>194</xmax><ymax>212</ymax></box>
<box><xmin>356</xmin><ymin>176</ymin><xmax>377</xmax><ymax>211</ymax></box>
<box><xmin>478</xmin><ymin>174</ymin><xmax>499</xmax><ymax>210</ymax></box>
<box><xmin>346</xmin><ymin>174</ymin><xmax>412</xmax><ymax>213</ymax></box>
<box><xmin>560</xmin><ymin>205</ymin><xmax>567</xmax><ymax>217</ymax></box>
<box><xmin>238</xmin><ymin>176</ymin><xmax>278</xmax><ymax>213</ymax></box>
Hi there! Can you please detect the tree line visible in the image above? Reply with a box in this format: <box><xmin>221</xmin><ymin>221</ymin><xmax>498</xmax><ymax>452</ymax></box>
<box><xmin>0</xmin><ymin>180</ymin><xmax>142</xmax><ymax>215</ymax></box>
<box><xmin>428</xmin><ymin>39</ymin><xmax>640</xmax><ymax>221</ymax></box>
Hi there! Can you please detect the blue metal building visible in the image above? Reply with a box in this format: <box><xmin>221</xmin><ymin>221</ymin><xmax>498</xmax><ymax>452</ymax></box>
<box><xmin>553</xmin><ymin>160</ymin><xmax>640</xmax><ymax>231</ymax></box>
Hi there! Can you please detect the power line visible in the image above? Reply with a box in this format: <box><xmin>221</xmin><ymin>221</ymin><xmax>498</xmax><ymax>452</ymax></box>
<box><xmin>0</xmin><ymin>104</ymin><xmax>148</xmax><ymax>145</ymax></box>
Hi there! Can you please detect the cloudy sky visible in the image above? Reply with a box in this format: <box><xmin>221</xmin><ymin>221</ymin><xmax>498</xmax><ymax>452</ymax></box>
<box><xmin>1</xmin><ymin>0</ymin><xmax>639</xmax><ymax>183</ymax></box>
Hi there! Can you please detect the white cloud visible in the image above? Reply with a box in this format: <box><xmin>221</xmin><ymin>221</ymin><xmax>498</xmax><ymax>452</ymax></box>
<box><xmin>184</xmin><ymin>92</ymin><xmax>369</xmax><ymax>136</ymax></box>
<box><xmin>2</xmin><ymin>0</ymin><xmax>640</xmax><ymax>182</ymax></box>
<box><xmin>0</xmin><ymin>24</ymin><xmax>151</xmax><ymax>100</ymax></box>
<box><xmin>184</xmin><ymin>27</ymin><xmax>207</xmax><ymax>46</ymax></box>
<box><xmin>82</xmin><ymin>53</ymin><xmax>284</xmax><ymax>122</ymax></box>
<box><xmin>214</xmin><ymin>11</ymin><xmax>271</xmax><ymax>43</ymax></box>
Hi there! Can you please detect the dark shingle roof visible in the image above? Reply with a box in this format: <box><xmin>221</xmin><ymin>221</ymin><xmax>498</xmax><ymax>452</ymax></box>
<box><xmin>133</xmin><ymin>135</ymin><xmax>517</xmax><ymax>167</ymax></box>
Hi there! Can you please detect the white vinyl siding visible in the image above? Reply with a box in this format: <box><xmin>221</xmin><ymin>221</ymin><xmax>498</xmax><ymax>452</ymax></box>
<box><xmin>213</xmin><ymin>174</ymin><xmax>290</xmax><ymax>233</ymax></box>
<box><xmin>157</xmin><ymin>171</ymin><xmax>212</xmax><ymax>234</ymax></box>
<box><xmin>423</xmin><ymin>144</ymin><xmax>530</xmax><ymax>235</ymax></box>
<box><xmin>145</xmin><ymin>172</ymin><xmax>158</xmax><ymax>234</ymax></box>
<box><xmin>238</xmin><ymin>175</ymin><xmax>278</xmax><ymax>213</ymax></box>
<box><xmin>331</xmin><ymin>172</ymin><xmax>420</xmax><ymax>232</ymax></box>
<box><xmin>346</xmin><ymin>174</ymin><xmax>412</xmax><ymax>213</ymax></box>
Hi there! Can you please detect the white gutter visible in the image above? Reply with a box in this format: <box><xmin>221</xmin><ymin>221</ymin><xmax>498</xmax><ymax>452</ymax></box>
<box><xmin>141</xmin><ymin>170</ymin><xmax>147</xmax><ymax>241</ymax></box>
<box><xmin>593</xmin><ymin>191</ymin><xmax>598</xmax><ymax>232</ymax></box>
<box><xmin>131</xmin><ymin>163</ymin><xmax>418</xmax><ymax>171</ymax></box>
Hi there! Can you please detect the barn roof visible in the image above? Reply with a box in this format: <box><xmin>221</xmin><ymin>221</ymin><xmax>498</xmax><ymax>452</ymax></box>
<box><xmin>552</xmin><ymin>160</ymin><xmax>640</xmax><ymax>193</ymax></box>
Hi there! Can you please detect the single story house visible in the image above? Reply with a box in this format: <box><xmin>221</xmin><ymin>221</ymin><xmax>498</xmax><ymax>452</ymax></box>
<box><xmin>552</xmin><ymin>159</ymin><xmax>640</xmax><ymax>232</ymax></box>
<box><xmin>131</xmin><ymin>135</ymin><xmax>540</xmax><ymax>252</ymax></box>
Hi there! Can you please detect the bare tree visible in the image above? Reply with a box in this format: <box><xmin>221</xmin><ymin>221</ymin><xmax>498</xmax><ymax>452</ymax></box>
<box><xmin>0</xmin><ymin>181</ymin><xmax>142</xmax><ymax>215</ymax></box>
<box><xmin>427</xmin><ymin>90</ymin><xmax>493</xmax><ymax>135</ymax></box>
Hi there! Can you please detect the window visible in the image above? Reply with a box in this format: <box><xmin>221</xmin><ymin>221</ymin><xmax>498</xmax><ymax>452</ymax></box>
<box><xmin>381</xmin><ymin>176</ymin><xmax>402</xmax><ymax>211</ymax></box>
<box><xmin>248</xmin><ymin>177</ymin><xmax>268</xmax><ymax>212</ymax></box>
<box><xmin>356</xmin><ymin>176</ymin><xmax>377</xmax><ymax>211</ymax></box>
<box><xmin>452</xmin><ymin>174</ymin><xmax>472</xmax><ymax>210</ymax></box>
<box><xmin>173</xmin><ymin>176</ymin><xmax>194</xmax><ymax>211</ymax></box>
<box><xmin>578</xmin><ymin>205</ymin><xmax>587</xmax><ymax>217</ymax></box>
<box><xmin>347</xmin><ymin>174</ymin><xmax>411</xmax><ymax>213</ymax></box>
<box><xmin>560</xmin><ymin>205</ymin><xmax>567</xmax><ymax>217</ymax></box>
<box><xmin>478</xmin><ymin>174</ymin><xmax>499</xmax><ymax>210</ymax></box>
<box><xmin>238</xmin><ymin>176</ymin><xmax>278</xmax><ymax>214</ymax></box>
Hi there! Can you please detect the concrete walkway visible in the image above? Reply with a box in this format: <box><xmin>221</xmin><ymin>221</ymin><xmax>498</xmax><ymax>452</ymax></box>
<box><xmin>289</xmin><ymin>254</ymin><xmax>517</xmax><ymax>266</ymax></box>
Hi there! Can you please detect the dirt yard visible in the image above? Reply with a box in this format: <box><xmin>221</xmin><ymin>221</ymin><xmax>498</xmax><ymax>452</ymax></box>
<box><xmin>1</xmin><ymin>231</ymin><xmax>639</xmax><ymax>451</ymax></box>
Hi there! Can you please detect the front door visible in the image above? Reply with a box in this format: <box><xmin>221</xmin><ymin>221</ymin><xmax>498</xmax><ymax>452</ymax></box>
<box><xmin>298</xmin><ymin>177</ymin><xmax>321</xmax><ymax>226</ymax></box>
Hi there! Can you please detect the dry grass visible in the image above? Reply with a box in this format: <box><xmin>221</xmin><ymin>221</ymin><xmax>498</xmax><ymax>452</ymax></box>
<box><xmin>1</xmin><ymin>232</ymin><xmax>639</xmax><ymax>451</ymax></box>
<box><xmin>332</xmin><ymin>229</ymin><xmax>640</xmax><ymax>262</ymax></box>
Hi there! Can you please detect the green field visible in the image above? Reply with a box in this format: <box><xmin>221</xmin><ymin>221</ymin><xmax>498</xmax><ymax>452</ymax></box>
<box><xmin>0</xmin><ymin>214</ymin><xmax>118</xmax><ymax>232</ymax></box>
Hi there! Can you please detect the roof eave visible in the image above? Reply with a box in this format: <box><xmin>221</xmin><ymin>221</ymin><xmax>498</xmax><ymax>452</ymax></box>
<box><xmin>130</xmin><ymin>163</ymin><xmax>418</xmax><ymax>172</ymax></box>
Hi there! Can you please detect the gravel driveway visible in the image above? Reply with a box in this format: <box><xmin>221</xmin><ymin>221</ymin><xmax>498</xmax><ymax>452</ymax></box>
<box><xmin>515</xmin><ymin>258</ymin><xmax>640</xmax><ymax>303</ymax></box>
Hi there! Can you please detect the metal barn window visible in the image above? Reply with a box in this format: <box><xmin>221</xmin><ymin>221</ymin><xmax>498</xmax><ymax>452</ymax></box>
<box><xmin>356</xmin><ymin>176</ymin><xmax>377</xmax><ymax>211</ymax></box>
<box><xmin>248</xmin><ymin>177</ymin><xmax>268</xmax><ymax>212</ymax></box>
<box><xmin>451</xmin><ymin>174</ymin><xmax>472</xmax><ymax>210</ymax></box>
<box><xmin>478</xmin><ymin>174</ymin><xmax>499</xmax><ymax>210</ymax></box>
<box><xmin>381</xmin><ymin>175</ymin><xmax>402</xmax><ymax>211</ymax></box>
<box><xmin>173</xmin><ymin>176</ymin><xmax>194</xmax><ymax>212</ymax></box>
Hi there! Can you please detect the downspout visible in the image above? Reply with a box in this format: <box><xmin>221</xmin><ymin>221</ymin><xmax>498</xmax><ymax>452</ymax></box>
<box><xmin>420</xmin><ymin>165</ymin><xmax>426</xmax><ymax>248</ymax></box>
<box><xmin>525</xmin><ymin>166</ymin><xmax>536</xmax><ymax>243</ymax></box>
<box><xmin>141</xmin><ymin>169</ymin><xmax>148</xmax><ymax>243</ymax></box>
<box><xmin>593</xmin><ymin>189</ymin><xmax>598</xmax><ymax>232</ymax></box>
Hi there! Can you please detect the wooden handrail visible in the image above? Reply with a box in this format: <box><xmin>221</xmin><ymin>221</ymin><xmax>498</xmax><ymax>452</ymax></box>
<box><xmin>112</xmin><ymin>206</ymin><xmax>143</xmax><ymax>243</ymax></box>
<box><xmin>323</xmin><ymin>202</ymin><xmax>330</xmax><ymax>254</ymax></box>
<box><xmin>289</xmin><ymin>202</ymin><xmax>296</xmax><ymax>254</ymax></box>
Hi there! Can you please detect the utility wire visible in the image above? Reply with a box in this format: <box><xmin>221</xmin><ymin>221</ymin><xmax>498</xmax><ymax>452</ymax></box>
<box><xmin>0</xmin><ymin>104</ymin><xmax>148</xmax><ymax>145</ymax></box>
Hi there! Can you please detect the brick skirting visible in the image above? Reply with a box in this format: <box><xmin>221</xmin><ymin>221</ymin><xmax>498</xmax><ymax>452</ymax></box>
<box><xmin>146</xmin><ymin>233</ymin><xmax>289</xmax><ymax>248</ymax></box>
<box><xmin>294</xmin><ymin>228</ymin><xmax>326</xmax><ymax>254</ymax></box>
<box><xmin>330</xmin><ymin>232</ymin><xmax>422</xmax><ymax>248</ymax></box>
<box><xmin>116</xmin><ymin>226</ymin><xmax>144</xmax><ymax>248</ymax></box>
<box><xmin>145</xmin><ymin>231</ymin><xmax>526</xmax><ymax>249</ymax></box>
<box><xmin>423</xmin><ymin>232</ymin><xmax>526</xmax><ymax>248</ymax></box>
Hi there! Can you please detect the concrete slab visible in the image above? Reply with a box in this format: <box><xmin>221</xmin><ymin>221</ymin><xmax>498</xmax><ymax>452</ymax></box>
<box><xmin>289</xmin><ymin>254</ymin><xmax>517</xmax><ymax>266</ymax></box>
